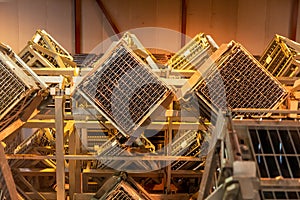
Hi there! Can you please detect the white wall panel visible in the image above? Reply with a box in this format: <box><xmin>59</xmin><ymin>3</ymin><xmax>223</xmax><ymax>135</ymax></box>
<box><xmin>236</xmin><ymin>0</ymin><xmax>267</xmax><ymax>55</ymax></box>
<box><xmin>17</xmin><ymin>0</ymin><xmax>47</xmax><ymax>50</ymax></box>
<box><xmin>0</xmin><ymin>0</ymin><xmax>19</xmax><ymax>51</ymax></box>
<box><xmin>0</xmin><ymin>0</ymin><xmax>298</xmax><ymax>55</ymax></box>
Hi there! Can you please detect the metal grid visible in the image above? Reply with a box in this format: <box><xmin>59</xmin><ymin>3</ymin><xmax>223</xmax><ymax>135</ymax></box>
<box><xmin>194</xmin><ymin>41</ymin><xmax>287</xmax><ymax>117</ymax></box>
<box><xmin>77</xmin><ymin>41</ymin><xmax>173</xmax><ymax>135</ymax></box>
<box><xmin>168</xmin><ymin>33</ymin><xmax>218</xmax><ymax>70</ymax></box>
<box><xmin>14</xmin><ymin>129</ymin><xmax>54</xmax><ymax>154</ymax></box>
<box><xmin>105</xmin><ymin>181</ymin><xmax>150</xmax><ymax>200</ymax></box>
<box><xmin>259</xmin><ymin>35</ymin><xmax>300</xmax><ymax>77</ymax></box>
<box><xmin>73</xmin><ymin>53</ymin><xmax>103</xmax><ymax>68</ymax></box>
<box><xmin>96</xmin><ymin>135</ymin><xmax>127</xmax><ymax>169</ymax></box>
<box><xmin>0</xmin><ymin>59</ymin><xmax>27</xmax><ymax>116</ymax></box>
<box><xmin>0</xmin><ymin>51</ymin><xmax>39</xmax><ymax>131</ymax></box>
<box><xmin>248</xmin><ymin>128</ymin><xmax>300</xmax><ymax>178</ymax></box>
<box><xmin>106</xmin><ymin>186</ymin><xmax>132</xmax><ymax>200</ymax></box>
<box><xmin>261</xmin><ymin>190</ymin><xmax>300</xmax><ymax>200</ymax></box>
<box><xmin>171</xmin><ymin>130</ymin><xmax>204</xmax><ymax>170</ymax></box>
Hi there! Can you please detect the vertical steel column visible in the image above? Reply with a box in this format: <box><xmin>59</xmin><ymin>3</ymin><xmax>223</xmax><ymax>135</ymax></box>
<box><xmin>74</xmin><ymin>0</ymin><xmax>82</xmax><ymax>54</ymax></box>
<box><xmin>69</xmin><ymin>127</ymin><xmax>81</xmax><ymax>199</ymax></box>
<box><xmin>290</xmin><ymin>0</ymin><xmax>299</xmax><ymax>41</ymax></box>
<box><xmin>181</xmin><ymin>0</ymin><xmax>187</xmax><ymax>47</ymax></box>
<box><xmin>55</xmin><ymin>95</ymin><xmax>66</xmax><ymax>199</ymax></box>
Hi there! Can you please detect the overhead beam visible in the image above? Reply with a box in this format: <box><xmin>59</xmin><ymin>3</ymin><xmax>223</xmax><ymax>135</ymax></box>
<box><xmin>181</xmin><ymin>0</ymin><xmax>187</xmax><ymax>47</ymax></box>
<box><xmin>289</xmin><ymin>0</ymin><xmax>299</xmax><ymax>40</ymax></box>
<box><xmin>95</xmin><ymin>0</ymin><xmax>120</xmax><ymax>35</ymax></box>
<box><xmin>55</xmin><ymin>96</ymin><xmax>66</xmax><ymax>200</ymax></box>
<box><xmin>74</xmin><ymin>0</ymin><xmax>82</xmax><ymax>53</ymax></box>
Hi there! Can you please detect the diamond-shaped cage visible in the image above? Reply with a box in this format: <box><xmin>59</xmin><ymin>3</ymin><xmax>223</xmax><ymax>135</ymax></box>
<box><xmin>181</xmin><ymin>41</ymin><xmax>288</xmax><ymax>120</ymax></box>
<box><xmin>76</xmin><ymin>40</ymin><xmax>173</xmax><ymax>136</ymax></box>
<box><xmin>259</xmin><ymin>34</ymin><xmax>300</xmax><ymax>77</ymax></box>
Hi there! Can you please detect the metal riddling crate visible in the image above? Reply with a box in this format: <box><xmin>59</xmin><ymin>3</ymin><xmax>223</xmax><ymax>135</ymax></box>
<box><xmin>0</xmin><ymin>51</ymin><xmax>40</xmax><ymax>131</ymax></box>
<box><xmin>95</xmin><ymin>134</ymin><xmax>127</xmax><ymax>169</ymax></box>
<box><xmin>95</xmin><ymin>134</ymin><xmax>159</xmax><ymax>171</ymax></box>
<box><xmin>167</xmin><ymin>33</ymin><xmax>218</xmax><ymax>70</ymax></box>
<box><xmin>0</xmin><ymin>168</ymin><xmax>10</xmax><ymax>200</ymax></box>
<box><xmin>105</xmin><ymin>181</ymin><xmax>149</xmax><ymax>200</ymax></box>
<box><xmin>30</xmin><ymin>29</ymin><xmax>73</xmax><ymax>60</ymax></box>
<box><xmin>93</xmin><ymin>173</ymin><xmax>152</xmax><ymax>200</ymax></box>
<box><xmin>19</xmin><ymin>44</ymin><xmax>76</xmax><ymax>68</ymax></box>
<box><xmin>76</xmin><ymin>41</ymin><xmax>173</xmax><ymax>136</ymax></box>
<box><xmin>171</xmin><ymin>130</ymin><xmax>205</xmax><ymax>170</ymax></box>
<box><xmin>13</xmin><ymin>129</ymin><xmax>55</xmax><ymax>154</ymax></box>
<box><xmin>180</xmin><ymin>41</ymin><xmax>288</xmax><ymax>119</ymax></box>
<box><xmin>73</xmin><ymin>53</ymin><xmax>103</xmax><ymax>68</ymax></box>
<box><xmin>121</xmin><ymin>32</ymin><xmax>159</xmax><ymax>69</ymax></box>
<box><xmin>260</xmin><ymin>190</ymin><xmax>300</xmax><ymax>200</ymax></box>
<box><xmin>259</xmin><ymin>34</ymin><xmax>300</xmax><ymax>77</ymax></box>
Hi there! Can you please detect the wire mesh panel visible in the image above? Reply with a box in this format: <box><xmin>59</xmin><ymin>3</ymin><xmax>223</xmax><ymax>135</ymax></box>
<box><xmin>95</xmin><ymin>134</ymin><xmax>127</xmax><ymax>169</ymax></box>
<box><xmin>76</xmin><ymin>41</ymin><xmax>173</xmax><ymax>136</ymax></box>
<box><xmin>171</xmin><ymin>130</ymin><xmax>205</xmax><ymax>170</ymax></box>
<box><xmin>248</xmin><ymin>128</ymin><xmax>300</xmax><ymax>179</ymax></box>
<box><xmin>0</xmin><ymin>51</ymin><xmax>40</xmax><ymax>131</ymax></box>
<box><xmin>105</xmin><ymin>182</ymin><xmax>149</xmax><ymax>200</ymax></box>
<box><xmin>184</xmin><ymin>41</ymin><xmax>287</xmax><ymax>119</ymax></box>
<box><xmin>167</xmin><ymin>33</ymin><xmax>218</xmax><ymax>70</ymax></box>
<box><xmin>93</xmin><ymin>173</ymin><xmax>152</xmax><ymax>200</ymax></box>
<box><xmin>259</xmin><ymin>35</ymin><xmax>300</xmax><ymax>77</ymax></box>
<box><xmin>95</xmin><ymin>134</ymin><xmax>159</xmax><ymax>171</ymax></box>
<box><xmin>261</xmin><ymin>190</ymin><xmax>300</xmax><ymax>200</ymax></box>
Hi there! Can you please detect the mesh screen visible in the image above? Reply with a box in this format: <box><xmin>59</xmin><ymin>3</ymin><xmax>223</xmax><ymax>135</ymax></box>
<box><xmin>194</xmin><ymin>43</ymin><xmax>287</xmax><ymax>116</ymax></box>
<box><xmin>168</xmin><ymin>34</ymin><xmax>215</xmax><ymax>70</ymax></box>
<box><xmin>0</xmin><ymin>60</ymin><xmax>27</xmax><ymax>116</ymax></box>
<box><xmin>261</xmin><ymin>190</ymin><xmax>300</xmax><ymax>200</ymax></box>
<box><xmin>248</xmin><ymin>128</ymin><xmax>300</xmax><ymax>179</ymax></box>
<box><xmin>259</xmin><ymin>40</ymin><xmax>291</xmax><ymax>77</ymax></box>
<box><xmin>108</xmin><ymin>187</ymin><xmax>131</xmax><ymax>200</ymax></box>
<box><xmin>78</xmin><ymin>42</ymin><xmax>171</xmax><ymax>134</ymax></box>
<box><xmin>259</xmin><ymin>35</ymin><xmax>300</xmax><ymax>77</ymax></box>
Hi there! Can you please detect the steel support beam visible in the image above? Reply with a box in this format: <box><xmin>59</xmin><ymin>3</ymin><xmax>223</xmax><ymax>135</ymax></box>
<box><xmin>95</xmin><ymin>0</ymin><xmax>120</xmax><ymax>35</ymax></box>
<box><xmin>290</xmin><ymin>0</ymin><xmax>299</xmax><ymax>40</ymax></box>
<box><xmin>181</xmin><ymin>0</ymin><xmax>187</xmax><ymax>47</ymax></box>
<box><xmin>55</xmin><ymin>96</ymin><xmax>66</xmax><ymax>200</ymax></box>
<box><xmin>68</xmin><ymin>127</ymin><xmax>81</xmax><ymax>199</ymax></box>
<box><xmin>74</xmin><ymin>0</ymin><xmax>82</xmax><ymax>53</ymax></box>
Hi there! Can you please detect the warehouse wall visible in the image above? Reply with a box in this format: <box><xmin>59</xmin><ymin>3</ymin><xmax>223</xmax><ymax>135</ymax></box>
<box><xmin>0</xmin><ymin>0</ymin><xmax>299</xmax><ymax>55</ymax></box>
<box><xmin>0</xmin><ymin>0</ymin><xmax>73</xmax><ymax>53</ymax></box>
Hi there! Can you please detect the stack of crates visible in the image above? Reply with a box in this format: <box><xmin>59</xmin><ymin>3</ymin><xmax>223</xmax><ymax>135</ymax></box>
<box><xmin>178</xmin><ymin>41</ymin><xmax>288</xmax><ymax>121</ymax></box>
